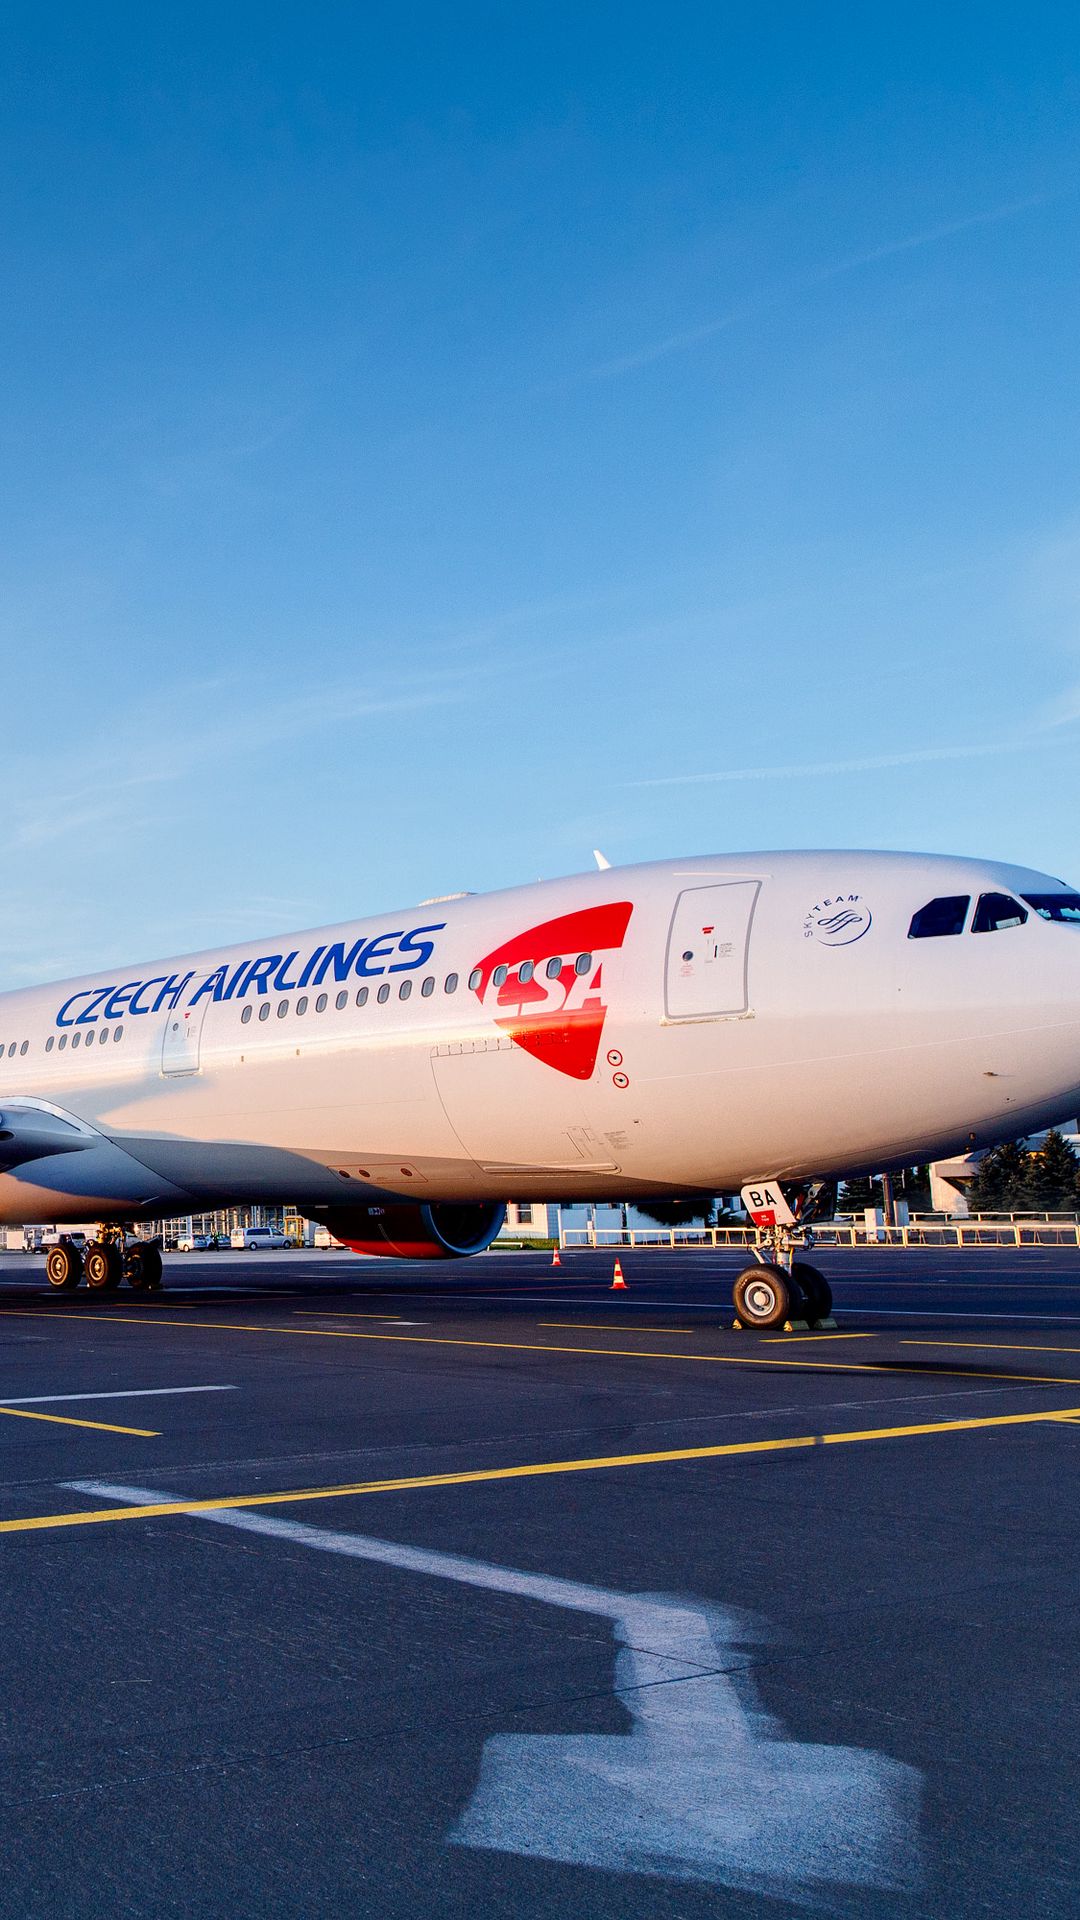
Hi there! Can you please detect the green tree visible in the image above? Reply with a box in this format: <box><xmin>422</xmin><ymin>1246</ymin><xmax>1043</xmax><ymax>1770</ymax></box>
<box><xmin>839</xmin><ymin>1175</ymin><xmax>884</xmax><ymax>1213</ymax></box>
<box><xmin>1025</xmin><ymin>1129</ymin><xmax>1079</xmax><ymax>1211</ymax></box>
<box><xmin>966</xmin><ymin>1141</ymin><xmax>1030</xmax><ymax>1212</ymax></box>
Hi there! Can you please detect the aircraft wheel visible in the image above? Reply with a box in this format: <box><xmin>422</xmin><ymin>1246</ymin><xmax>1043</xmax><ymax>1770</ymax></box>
<box><xmin>792</xmin><ymin>1261</ymin><xmax>832</xmax><ymax>1323</ymax></box>
<box><xmin>45</xmin><ymin>1243</ymin><xmax>83</xmax><ymax>1290</ymax></box>
<box><xmin>125</xmin><ymin>1246</ymin><xmax>163</xmax><ymax>1292</ymax></box>
<box><xmin>732</xmin><ymin>1263</ymin><xmax>795</xmax><ymax>1330</ymax></box>
<box><xmin>85</xmin><ymin>1243</ymin><xmax>123</xmax><ymax>1291</ymax></box>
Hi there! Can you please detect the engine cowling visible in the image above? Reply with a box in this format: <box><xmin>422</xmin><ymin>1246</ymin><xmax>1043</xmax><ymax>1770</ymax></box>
<box><xmin>321</xmin><ymin>1200</ymin><xmax>506</xmax><ymax>1260</ymax></box>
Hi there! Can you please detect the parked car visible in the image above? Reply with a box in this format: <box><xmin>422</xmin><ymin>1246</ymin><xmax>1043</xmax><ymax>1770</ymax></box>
<box><xmin>177</xmin><ymin>1233</ymin><xmax>217</xmax><ymax>1252</ymax></box>
<box><xmin>230</xmin><ymin>1226</ymin><xmax>290</xmax><ymax>1251</ymax></box>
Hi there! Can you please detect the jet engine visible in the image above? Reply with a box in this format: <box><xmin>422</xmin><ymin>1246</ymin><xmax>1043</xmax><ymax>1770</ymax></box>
<box><xmin>320</xmin><ymin>1200</ymin><xmax>506</xmax><ymax>1259</ymax></box>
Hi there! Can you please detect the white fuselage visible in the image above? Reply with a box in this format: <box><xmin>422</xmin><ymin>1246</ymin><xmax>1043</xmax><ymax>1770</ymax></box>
<box><xmin>1</xmin><ymin>849</ymin><xmax>1078</xmax><ymax>1227</ymax></box>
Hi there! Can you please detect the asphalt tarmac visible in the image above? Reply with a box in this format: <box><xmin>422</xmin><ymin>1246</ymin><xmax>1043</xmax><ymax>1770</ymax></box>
<box><xmin>1</xmin><ymin>1244</ymin><xmax>1078</xmax><ymax>1919</ymax></box>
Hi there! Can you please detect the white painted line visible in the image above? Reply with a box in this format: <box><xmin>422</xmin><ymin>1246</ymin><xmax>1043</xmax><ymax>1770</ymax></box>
<box><xmin>2</xmin><ymin>1385</ymin><xmax>236</xmax><ymax>1406</ymax></box>
<box><xmin>68</xmin><ymin>1477</ymin><xmax>922</xmax><ymax>1901</ymax></box>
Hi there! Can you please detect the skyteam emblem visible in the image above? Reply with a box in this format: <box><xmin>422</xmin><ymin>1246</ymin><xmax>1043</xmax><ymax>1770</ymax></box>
<box><xmin>471</xmin><ymin>902</ymin><xmax>633</xmax><ymax>1080</ymax></box>
<box><xmin>804</xmin><ymin>895</ymin><xmax>872</xmax><ymax>946</ymax></box>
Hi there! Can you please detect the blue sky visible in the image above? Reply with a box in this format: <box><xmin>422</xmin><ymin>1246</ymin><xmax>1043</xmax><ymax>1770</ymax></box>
<box><xmin>3</xmin><ymin>4</ymin><xmax>1080</xmax><ymax>985</ymax></box>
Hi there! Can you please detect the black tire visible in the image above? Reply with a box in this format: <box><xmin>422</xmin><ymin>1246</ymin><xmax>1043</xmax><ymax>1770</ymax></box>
<box><xmin>85</xmin><ymin>1243</ymin><xmax>123</xmax><ymax>1291</ymax></box>
<box><xmin>732</xmin><ymin>1263</ymin><xmax>795</xmax><ymax>1330</ymax></box>
<box><xmin>125</xmin><ymin>1246</ymin><xmax>163</xmax><ymax>1292</ymax></box>
<box><xmin>791</xmin><ymin>1261</ymin><xmax>832</xmax><ymax>1323</ymax></box>
<box><xmin>45</xmin><ymin>1243</ymin><xmax>82</xmax><ymax>1290</ymax></box>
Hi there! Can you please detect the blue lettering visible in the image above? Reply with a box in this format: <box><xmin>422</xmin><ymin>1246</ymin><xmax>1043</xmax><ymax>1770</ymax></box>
<box><xmin>152</xmin><ymin>972</ymin><xmax>194</xmax><ymax>1013</ymax></box>
<box><xmin>190</xmin><ymin>966</ymin><xmax>228</xmax><ymax>1006</ymax></box>
<box><xmin>296</xmin><ymin>945</ymin><xmax>325</xmax><ymax>989</ymax></box>
<box><xmin>220</xmin><ymin>961</ymin><xmax>248</xmax><ymax>1001</ymax></box>
<box><xmin>354</xmin><ymin>934</ymin><xmax>401</xmax><ymax>979</ymax></box>
<box><xmin>389</xmin><ymin>922</ymin><xmax>445</xmax><ymax>973</ymax></box>
<box><xmin>238</xmin><ymin>956</ymin><xmax>280</xmax><ymax>998</ymax></box>
<box><xmin>56</xmin><ymin>991</ymin><xmax>94</xmax><ymax>1029</ymax></box>
<box><xmin>75</xmin><ymin>987</ymin><xmax>111</xmax><ymax>1025</ymax></box>
<box><xmin>274</xmin><ymin>950</ymin><xmax>300</xmax><ymax>991</ymax></box>
<box><xmin>130</xmin><ymin>977</ymin><xmax>167</xmax><ymax>1015</ymax></box>
<box><xmin>314</xmin><ymin>940</ymin><xmax>367</xmax><ymax>985</ymax></box>
<box><xmin>104</xmin><ymin>982</ymin><xmax>139</xmax><ymax>1020</ymax></box>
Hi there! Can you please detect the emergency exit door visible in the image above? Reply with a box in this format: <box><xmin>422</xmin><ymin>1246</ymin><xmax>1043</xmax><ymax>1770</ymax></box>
<box><xmin>161</xmin><ymin>988</ymin><xmax>211</xmax><ymax>1075</ymax></box>
<box><xmin>664</xmin><ymin>881</ymin><xmax>760</xmax><ymax>1019</ymax></box>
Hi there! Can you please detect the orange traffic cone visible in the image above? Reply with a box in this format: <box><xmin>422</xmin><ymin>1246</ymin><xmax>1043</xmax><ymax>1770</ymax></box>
<box><xmin>611</xmin><ymin>1259</ymin><xmax>627</xmax><ymax>1290</ymax></box>
<box><xmin>551</xmin><ymin>1246</ymin><xmax>562</xmax><ymax>1267</ymax></box>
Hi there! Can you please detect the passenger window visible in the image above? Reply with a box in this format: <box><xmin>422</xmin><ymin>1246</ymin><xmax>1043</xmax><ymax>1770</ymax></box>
<box><xmin>99</xmin><ymin>1029</ymin><xmax>108</xmax><ymax>1043</ymax></box>
<box><xmin>315</xmin><ymin>993</ymin><xmax>328</xmax><ymax>1013</ymax></box>
<box><xmin>8</xmin><ymin>1041</ymin><xmax>15</xmax><ymax>1057</ymax></box>
<box><xmin>259</xmin><ymin>1003</ymin><xmax>271</xmax><ymax>1022</ymax></box>
<box><xmin>546</xmin><ymin>957</ymin><xmax>562</xmax><ymax>980</ymax></box>
<box><xmin>421</xmin><ymin>976</ymin><xmax>435</xmax><ymax>997</ymax></box>
<box><xmin>972</xmin><ymin>892</ymin><xmax>1028</xmax><ymax>934</ymax></box>
<box><xmin>908</xmin><ymin>896</ymin><xmax>970</xmax><ymax>939</ymax></box>
<box><xmin>46</xmin><ymin>1036</ymin><xmax>54</xmax><ymax>1053</ymax></box>
<box><xmin>71</xmin><ymin>1033</ymin><xmax>81</xmax><ymax>1050</ymax></box>
<box><xmin>377</xmin><ymin>983</ymin><xmax>391</xmax><ymax>1003</ymax></box>
<box><xmin>277</xmin><ymin>1000</ymin><xmax>289</xmax><ymax>1018</ymax></box>
<box><xmin>355</xmin><ymin>987</ymin><xmax>368</xmax><ymax>1007</ymax></box>
<box><xmin>58</xmin><ymin>1034</ymin><xmax>67</xmax><ymax>1050</ymax></box>
<box><xmin>492</xmin><ymin>964</ymin><xmax>508</xmax><ymax>987</ymax></box>
<box><xmin>297</xmin><ymin>996</ymin><xmax>308</xmax><ymax>1015</ymax></box>
<box><xmin>335</xmin><ymin>990</ymin><xmax>348</xmax><ymax>1010</ymax></box>
<box><xmin>444</xmin><ymin>972</ymin><xmax>458</xmax><ymax>993</ymax></box>
<box><xmin>241</xmin><ymin>1005</ymin><xmax>253</xmax><ymax>1024</ymax></box>
<box><xmin>518</xmin><ymin>960</ymin><xmax>534</xmax><ymax>984</ymax></box>
<box><xmin>20</xmin><ymin>1040</ymin><xmax>28</xmax><ymax>1055</ymax></box>
<box><xmin>468</xmin><ymin>968</ymin><xmax>482</xmax><ymax>991</ymax></box>
<box><xmin>399</xmin><ymin>978</ymin><xmax>412</xmax><ymax>1000</ymax></box>
<box><xmin>114</xmin><ymin>1026</ymin><xmax>123</xmax><ymax>1041</ymax></box>
<box><xmin>575</xmin><ymin>952</ymin><xmax>592</xmax><ymax>975</ymax></box>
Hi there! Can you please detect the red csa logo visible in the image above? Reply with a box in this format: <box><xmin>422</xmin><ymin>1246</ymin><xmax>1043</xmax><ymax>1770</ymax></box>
<box><xmin>470</xmin><ymin>902</ymin><xmax>634</xmax><ymax>1080</ymax></box>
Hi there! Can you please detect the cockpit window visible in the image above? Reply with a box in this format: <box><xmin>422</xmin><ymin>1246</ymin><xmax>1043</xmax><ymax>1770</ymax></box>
<box><xmin>1023</xmin><ymin>893</ymin><xmax>1080</xmax><ymax>924</ymax></box>
<box><xmin>971</xmin><ymin>892</ymin><xmax>1028</xmax><ymax>933</ymax></box>
<box><xmin>908</xmin><ymin>895</ymin><xmax>970</xmax><ymax>939</ymax></box>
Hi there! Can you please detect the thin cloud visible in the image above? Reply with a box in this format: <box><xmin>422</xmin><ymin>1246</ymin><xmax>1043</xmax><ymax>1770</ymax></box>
<box><xmin>629</xmin><ymin>739</ymin><xmax>1033</xmax><ymax>790</ymax></box>
<box><xmin>8</xmin><ymin>672</ymin><xmax>476</xmax><ymax>851</ymax></box>
<box><xmin>590</xmin><ymin>192</ymin><xmax>1054</xmax><ymax>381</ymax></box>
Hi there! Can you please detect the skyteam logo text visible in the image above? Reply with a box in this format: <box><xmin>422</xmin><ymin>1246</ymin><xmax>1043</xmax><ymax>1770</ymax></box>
<box><xmin>53</xmin><ymin>922</ymin><xmax>446</xmax><ymax>1028</ymax></box>
<box><xmin>803</xmin><ymin>895</ymin><xmax>872</xmax><ymax>947</ymax></box>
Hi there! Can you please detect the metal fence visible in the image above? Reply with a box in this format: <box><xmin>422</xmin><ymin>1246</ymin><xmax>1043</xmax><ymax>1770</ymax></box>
<box><xmin>562</xmin><ymin>1219</ymin><xmax>1080</xmax><ymax>1250</ymax></box>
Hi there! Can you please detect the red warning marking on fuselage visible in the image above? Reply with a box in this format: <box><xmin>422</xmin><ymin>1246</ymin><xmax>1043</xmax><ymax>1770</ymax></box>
<box><xmin>471</xmin><ymin>901</ymin><xmax>634</xmax><ymax>1080</ymax></box>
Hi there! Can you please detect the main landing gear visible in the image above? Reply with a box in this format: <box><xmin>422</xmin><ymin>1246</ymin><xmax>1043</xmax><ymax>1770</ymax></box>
<box><xmin>46</xmin><ymin>1226</ymin><xmax>164</xmax><ymax>1295</ymax></box>
<box><xmin>734</xmin><ymin>1181</ymin><xmax>835</xmax><ymax>1331</ymax></box>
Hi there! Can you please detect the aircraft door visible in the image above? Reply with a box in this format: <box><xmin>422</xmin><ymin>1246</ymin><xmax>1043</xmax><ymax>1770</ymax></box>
<box><xmin>161</xmin><ymin>987</ymin><xmax>211</xmax><ymax>1076</ymax></box>
<box><xmin>665</xmin><ymin>881</ymin><xmax>761</xmax><ymax>1019</ymax></box>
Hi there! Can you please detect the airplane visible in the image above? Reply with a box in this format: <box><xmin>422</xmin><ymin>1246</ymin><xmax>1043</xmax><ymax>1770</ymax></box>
<box><xmin>0</xmin><ymin>847</ymin><xmax>1077</xmax><ymax>1329</ymax></box>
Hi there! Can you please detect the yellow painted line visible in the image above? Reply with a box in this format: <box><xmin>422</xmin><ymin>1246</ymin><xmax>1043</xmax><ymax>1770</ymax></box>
<box><xmin>0</xmin><ymin>1406</ymin><xmax>159</xmax><ymax>1436</ymax></box>
<box><xmin>762</xmin><ymin>1333</ymin><xmax>877</xmax><ymax>1344</ymax></box>
<box><xmin>3</xmin><ymin>1308</ymin><xmax>1080</xmax><ymax>1388</ymax></box>
<box><xmin>538</xmin><ymin>1321</ymin><xmax>705</xmax><ymax>1334</ymax></box>
<box><xmin>903</xmin><ymin>1340</ymin><xmax>1080</xmax><ymax>1356</ymax></box>
<box><xmin>4</xmin><ymin>1401</ymin><xmax>1080</xmax><ymax>1536</ymax></box>
<box><xmin>292</xmin><ymin>1311</ymin><xmax>419</xmax><ymax>1321</ymax></box>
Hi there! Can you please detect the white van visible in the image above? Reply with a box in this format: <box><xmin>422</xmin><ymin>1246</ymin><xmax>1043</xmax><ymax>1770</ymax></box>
<box><xmin>230</xmin><ymin>1226</ymin><xmax>290</xmax><ymax>1251</ymax></box>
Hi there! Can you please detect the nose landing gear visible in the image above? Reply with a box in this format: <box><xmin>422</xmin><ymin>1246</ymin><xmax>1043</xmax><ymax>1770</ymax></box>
<box><xmin>734</xmin><ymin>1182</ymin><xmax>835</xmax><ymax>1331</ymax></box>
